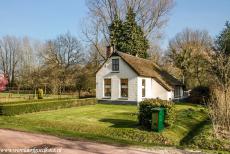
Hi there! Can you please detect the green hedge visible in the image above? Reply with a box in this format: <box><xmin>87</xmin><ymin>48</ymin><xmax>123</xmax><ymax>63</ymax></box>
<box><xmin>0</xmin><ymin>98</ymin><xmax>97</xmax><ymax>115</ymax></box>
<box><xmin>138</xmin><ymin>99</ymin><xmax>175</xmax><ymax>129</ymax></box>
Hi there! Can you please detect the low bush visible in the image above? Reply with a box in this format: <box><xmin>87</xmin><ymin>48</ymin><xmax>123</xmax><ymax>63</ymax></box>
<box><xmin>189</xmin><ymin>86</ymin><xmax>211</xmax><ymax>104</ymax></box>
<box><xmin>37</xmin><ymin>88</ymin><xmax>43</xmax><ymax>99</ymax></box>
<box><xmin>138</xmin><ymin>99</ymin><xmax>175</xmax><ymax>129</ymax></box>
<box><xmin>0</xmin><ymin>98</ymin><xmax>97</xmax><ymax>115</ymax></box>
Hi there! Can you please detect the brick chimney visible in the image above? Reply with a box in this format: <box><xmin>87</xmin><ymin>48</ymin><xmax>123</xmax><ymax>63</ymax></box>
<box><xmin>106</xmin><ymin>46</ymin><xmax>113</xmax><ymax>58</ymax></box>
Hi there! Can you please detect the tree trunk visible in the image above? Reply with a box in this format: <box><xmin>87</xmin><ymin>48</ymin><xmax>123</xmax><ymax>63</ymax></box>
<box><xmin>196</xmin><ymin>67</ymin><xmax>202</xmax><ymax>86</ymax></box>
<box><xmin>224</xmin><ymin>89</ymin><xmax>229</xmax><ymax>131</ymax></box>
<box><xmin>78</xmin><ymin>89</ymin><xmax>81</xmax><ymax>99</ymax></box>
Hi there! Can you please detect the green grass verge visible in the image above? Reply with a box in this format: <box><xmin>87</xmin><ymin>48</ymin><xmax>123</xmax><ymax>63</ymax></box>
<box><xmin>0</xmin><ymin>103</ymin><xmax>229</xmax><ymax>152</ymax></box>
<box><xmin>184</xmin><ymin>121</ymin><xmax>230</xmax><ymax>152</ymax></box>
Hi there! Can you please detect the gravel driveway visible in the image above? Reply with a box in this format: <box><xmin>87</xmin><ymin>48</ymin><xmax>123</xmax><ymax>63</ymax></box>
<box><xmin>0</xmin><ymin>129</ymin><xmax>202</xmax><ymax>154</ymax></box>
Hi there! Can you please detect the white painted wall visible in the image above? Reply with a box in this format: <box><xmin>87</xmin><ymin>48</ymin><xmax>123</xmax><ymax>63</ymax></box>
<box><xmin>136</xmin><ymin>77</ymin><xmax>173</xmax><ymax>102</ymax></box>
<box><xmin>137</xmin><ymin>77</ymin><xmax>152</xmax><ymax>102</ymax></box>
<box><xmin>96</xmin><ymin>56</ymin><xmax>176</xmax><ymax>102</ymax></box>
<box><xmin>151</xmin><ymin>79</ymin><xmax>173</xmax><ymax>100</ymax></box>
<box><xmin>96</xmin><ymin>56</ymin><xmax>138</xmax><ymax>101</ymax></box>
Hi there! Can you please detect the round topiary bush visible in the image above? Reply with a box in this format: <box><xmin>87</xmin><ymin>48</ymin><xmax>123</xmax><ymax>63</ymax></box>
<box><xmin>37</xmin><ymin>88</ymin><xmax>43</xmax><ymax>99</ymax></box>
<box><xmin>138</xmin><ymin>99</ymin><xmax>175</xmax><ymax>129</ymax></box>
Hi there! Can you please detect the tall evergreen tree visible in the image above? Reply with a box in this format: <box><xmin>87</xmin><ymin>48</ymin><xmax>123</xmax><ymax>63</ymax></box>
<box><xmin>109</xmin><ymin>7</ymin><xmax>149</xmax><ymax>58</ymax></box>
<box><xmin>109</xmin><ymin>13</ymin><xmax>123</xmax><ymax>50</ymax></box>
<box><xmin>215</xmin><ymin>21</ymin><xmax>230</xmax><ymax>55</ymax></box>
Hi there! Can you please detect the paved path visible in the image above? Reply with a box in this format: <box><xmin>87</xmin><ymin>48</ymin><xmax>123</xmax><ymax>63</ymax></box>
<box><xmin>0</xmin><ymin>129</ymin><xmax>202</xmax><ymax>154</ymax></box>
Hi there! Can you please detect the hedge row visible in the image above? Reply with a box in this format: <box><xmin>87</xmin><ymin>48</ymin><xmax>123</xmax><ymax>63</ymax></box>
<box><xmin>0</xmin><ymin>98</ymin><xmax>74</xmax><ymax>105</ymax></box>
<box><xmin>0</xmin><ymin>98</ymin><xmax>97</xmax><ymax>115</ymax></box>
<box><xmin>138</xmin><ymin>99</ymin><xmax>176</xmax><ymax>129</ymax></box>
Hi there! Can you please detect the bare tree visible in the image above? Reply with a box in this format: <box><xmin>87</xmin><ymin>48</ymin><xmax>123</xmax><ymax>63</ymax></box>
<box><xmin>82</xmin><ymin>19</ymin><xmax>108</xmax><ymax>60</ymax></box>
<box><xmin>209</xmin><ymin>53</ymin><xmax>230</xmax><ymax>136</ymax></box>
<box><xmin>86</xmin><ymin>0</ymin><xmax>173</xmax><ymax>37</ymax></box>
<box><xmin>83</xmin><ymin>0</ymin><xmax>174</xmax><ymax>59</ymax></box>
<box><xmin>148</xmin><ymin>43</ymin><xmax>164</xmax><ymax>65</ymax></box>
<box><xmin>20</xmin><ymin>37</ymin><xmax>34</xmax><ymax>72</ymax></box>
<box><xmin>41</xmin><ymin>32</ymin><xmax>84</xmax><ymax>93</ymax></box>
<box><xmin>0</xmin><ymin>36</ymin><xmax>22</xmax><ymax>87</ymax></box>
<box><xmin>209</xmin><ymin>88</ymin><xmax>230</xmax><ymax>139</ymax></box>
<box><xmin>17</xmin><ymin>37</ymin><xmax>38</xmax><ymax>89</ymax></box>
<box><xmin>167</xmin><ymin>28</ymin><xmax>213</xmax><ymax>88</ymax></box>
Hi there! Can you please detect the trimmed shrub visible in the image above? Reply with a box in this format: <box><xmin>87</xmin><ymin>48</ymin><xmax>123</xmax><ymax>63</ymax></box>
<box><xmin>37</xmin><ymin>88</ymin><xmax>43</xmax><ymax>99</ymax></box>
<box><xmin>189</xmin><ymin>86</ymin><xmax>211</xmax><ymax>104</ymax></box>
<box><xmin>138</xmin><ymin>99</ymin><xmax>175</xmax><ymax>129</ymax></box>
<box><xmin>0</xmin><ymin>98</ymin><xmax>97</xmax><ymax>115</ymax></box>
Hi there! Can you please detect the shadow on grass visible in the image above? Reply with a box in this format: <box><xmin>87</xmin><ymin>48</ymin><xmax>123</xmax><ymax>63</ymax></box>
<box><xmin>116</xmin><ymin>112</ymin><xmax>138</xmax><ymax>116</ymax></box>
<box><xmin>180</xmin><ymin>117</ymin><xmax>210</xmax><ymax>145</ymax></box>
<box><xmin>99</xmin><ymin>118</ymin><xmax>138</xmax><ymax>128</ymax></box>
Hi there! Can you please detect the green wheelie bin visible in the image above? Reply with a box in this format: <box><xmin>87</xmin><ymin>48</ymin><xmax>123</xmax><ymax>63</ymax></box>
<box><xmin>151</xmin><ymin>107</ymin><xmax>165</xmax><ymax>132</ymax></box>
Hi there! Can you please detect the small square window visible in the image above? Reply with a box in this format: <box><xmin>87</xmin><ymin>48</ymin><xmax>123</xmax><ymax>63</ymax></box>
<box><xmin>112</xmin><ymin>59</ymin><xmax>119</xmax><ymax>71</ymax></box>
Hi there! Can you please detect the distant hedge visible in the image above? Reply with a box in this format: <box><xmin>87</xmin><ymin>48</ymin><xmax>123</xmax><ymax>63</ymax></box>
<box><xmin>138</xmin><ymin>99</ymin><xmax>175</xmax><ymax>129</ymax></box>
<box><xmin>189</xmin><ymin>86</ymin><xmax>211</xmax><ymax>104</ymax></box>
<box><xmin>0</xmin><ymin>98</ymin><xmax>73</xmax><ymax>105</ymax></box>
<box><xmin>0</xmin><ymin>98</ymin><xmax>97</xmax><ymax>115</ymax></box>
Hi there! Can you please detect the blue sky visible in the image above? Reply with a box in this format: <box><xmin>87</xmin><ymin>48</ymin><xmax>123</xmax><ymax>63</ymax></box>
<box><xmin>0</xmin><ymin>0</ymin><xmax>229</xmax><ymax>48</ymax></box>
<box><xmin>0</xmin><ymin>0</ymin><xmax>87</xmax><ymax>40</ymax></box>
<box><xmin>163</xmin><ymin>0</ymin><xmax>230</xmax><ymax>47</ymax></box>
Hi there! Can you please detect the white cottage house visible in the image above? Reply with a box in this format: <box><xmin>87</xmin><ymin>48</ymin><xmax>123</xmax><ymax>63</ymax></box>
<box><xmin>96</xmin><ymin>47</ymin><xmax>184</xmax><ymax>105</ymax></box>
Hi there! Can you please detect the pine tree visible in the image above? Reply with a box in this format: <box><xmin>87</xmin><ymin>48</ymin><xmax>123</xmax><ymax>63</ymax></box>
<box><xmin>109</xmin><ymin>7</ymin><xmax>149</xmax><ymax>58</ymax></box>
<box><xmin>109</xmin><ymin>13</ymin><xmax>123</xmax><ymax>50</ymax></box>
<box><xmin>215</xmin><ymin>21</ymin><xmax>230</xmax><ymax>55</ymax></box>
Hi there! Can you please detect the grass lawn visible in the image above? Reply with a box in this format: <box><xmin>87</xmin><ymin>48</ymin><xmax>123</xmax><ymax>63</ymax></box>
<box><xmin>0</xmin><ymin>103</ymin><xmax>229</xmax><ymax>152</ymax></box>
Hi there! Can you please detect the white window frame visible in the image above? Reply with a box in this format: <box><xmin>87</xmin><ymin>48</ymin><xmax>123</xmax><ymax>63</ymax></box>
<box><xmin>112</xmin><ymin>58</ymin><xmax>119</xmax><ymax>72</ymax></box>
<box><xmin>103</xmin><ymin>78</ymin><xmax>111</xmax><ymax>98</ymax></box>
<box><xmin>174</xmin><ymin>86</ymin><xmax>181</xmax><ymax>98</ymax></box>
<box><xmin>142</xmin><ymin>79</ymin><xmax>146</xmax><ymax>98</ymax></box>
<box><xmin>120</xmin><ymin>78</ymin><xmax>128</xmax><ymax>98</ymax></box>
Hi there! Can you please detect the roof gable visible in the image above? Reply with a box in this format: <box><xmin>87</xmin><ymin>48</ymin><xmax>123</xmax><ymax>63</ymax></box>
<box><xmin>96</xmin><ymin>51</ymin><xmax>183</xmax><ymax>90</ymax></box>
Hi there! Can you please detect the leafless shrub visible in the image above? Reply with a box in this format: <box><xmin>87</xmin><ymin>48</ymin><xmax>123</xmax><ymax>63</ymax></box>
<box><xmin>207</xmin><ymin>50</ymin><xmax>230</xmax><ymax>139</ymax></box>
<box><xmin>208</xmin><ymin>86</ymin><xmax>230</xmax><ymax>139</ymax></box>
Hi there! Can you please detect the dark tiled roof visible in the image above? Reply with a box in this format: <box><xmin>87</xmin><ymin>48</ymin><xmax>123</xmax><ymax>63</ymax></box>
<box><xmin>112</xmin><ymin>51</ymin><xmax>183</xmax><ymax>90</ymax></box>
